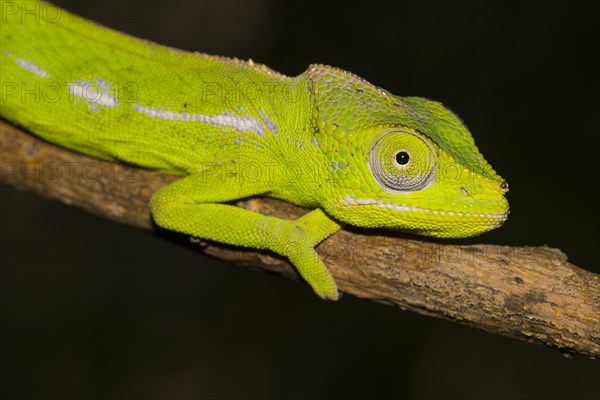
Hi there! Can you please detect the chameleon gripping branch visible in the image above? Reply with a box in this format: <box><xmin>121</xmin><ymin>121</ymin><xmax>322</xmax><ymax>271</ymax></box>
<box><xmin>2</xmin><ymin>120</ymin><xmax>599</xmax><ymax>358</ymax></box>
<box><xmin>1</xmin><ymin>0</ymin><xmax>514</xmax><ymax>301</ymax></box>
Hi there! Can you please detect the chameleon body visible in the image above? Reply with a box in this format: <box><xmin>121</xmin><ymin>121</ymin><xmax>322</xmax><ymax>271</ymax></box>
<box><xmin>0</xmin><ymin>1</ymin><xmax>509</xmax><ymax>299</ymax></box>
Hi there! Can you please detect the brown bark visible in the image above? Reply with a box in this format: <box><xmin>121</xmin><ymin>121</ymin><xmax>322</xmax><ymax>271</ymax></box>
<box><xmin>1</xmin><ymin>119</ymin><xmax>599</xmax><ymax>358</ymax></box>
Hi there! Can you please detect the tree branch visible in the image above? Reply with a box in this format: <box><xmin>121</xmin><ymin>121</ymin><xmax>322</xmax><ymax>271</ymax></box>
<box><xmin>1</xmin><ymin>119</ymin><xmax>599</xmax><ymax>358</ymax></box>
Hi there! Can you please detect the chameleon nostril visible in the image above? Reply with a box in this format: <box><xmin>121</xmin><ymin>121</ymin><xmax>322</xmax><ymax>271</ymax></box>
<box><xmin>500</xmin><ymin>180</ymin><xmax>509</xmax><ymax>190</ymax></box>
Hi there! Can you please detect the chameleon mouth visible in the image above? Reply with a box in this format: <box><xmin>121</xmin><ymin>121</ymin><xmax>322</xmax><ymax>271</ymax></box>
<box><xmin>341</xmin><ymin>196</ymin><xmax>509</xmax><ymax>221</ymax></box>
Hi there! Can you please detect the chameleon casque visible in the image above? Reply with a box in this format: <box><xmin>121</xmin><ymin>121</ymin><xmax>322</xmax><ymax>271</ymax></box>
<box><xmin>0</xmin><ymin>1</ymin><xmax>509</xmax><ymax>299</ymax></box>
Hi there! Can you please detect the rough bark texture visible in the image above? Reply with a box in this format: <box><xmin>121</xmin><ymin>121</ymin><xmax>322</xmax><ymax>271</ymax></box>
<box><xmin>1</xmin><ymin>119</ymin><xmax>599</xmax><ymax>358</ymax></box>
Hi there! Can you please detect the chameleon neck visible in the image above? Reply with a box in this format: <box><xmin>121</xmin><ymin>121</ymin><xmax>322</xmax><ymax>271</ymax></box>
<box><xmin>0</xmin><ymin>1</ymin><xmax>312</xmax><ymax>174</ymax></box>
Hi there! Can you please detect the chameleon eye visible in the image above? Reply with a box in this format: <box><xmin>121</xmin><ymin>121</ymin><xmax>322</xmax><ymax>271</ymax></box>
<box><xmin>369</xmin><ymin>129</ymin><xmax>436</xmax><ymax>192</ymax></box>
<box><xmin>395</xmin><ymin>151</ymin><xmax>410</xmax><ymax>166</ymax></box>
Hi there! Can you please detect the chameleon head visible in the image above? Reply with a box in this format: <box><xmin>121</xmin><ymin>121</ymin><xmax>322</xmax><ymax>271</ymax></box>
<box><xmin>315</xmin><ymin>98</ymin><xmax>509</xmax><ymax>238</ymax></box>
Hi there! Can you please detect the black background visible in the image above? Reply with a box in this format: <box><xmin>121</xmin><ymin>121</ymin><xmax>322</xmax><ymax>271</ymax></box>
<box><xmin>1</xmin><ymin>0</ymin><xmax>599</xmax><ymax>398</ymax></box>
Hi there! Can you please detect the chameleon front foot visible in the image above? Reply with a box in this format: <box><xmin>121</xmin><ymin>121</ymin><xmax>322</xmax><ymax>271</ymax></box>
<box><xmin>278</xmin><ymin>209</ymin><xmax>342</xmax><ymax>300</ymax></box>
<box><xmin>284</xmin><ymin>244</ymin><xmax>339</xmax><ymax>300</ymax></box>
<box><xmin>150</xmin><ymin>173</ymin><xmax>343</xmax><ymax>299</ymax></box>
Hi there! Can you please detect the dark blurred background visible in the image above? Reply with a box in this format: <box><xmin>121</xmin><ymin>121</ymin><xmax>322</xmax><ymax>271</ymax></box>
<box><xmin>1</xmin><ymin>0</ymin><xmax>599</xmax><ymax>398</ymax></box>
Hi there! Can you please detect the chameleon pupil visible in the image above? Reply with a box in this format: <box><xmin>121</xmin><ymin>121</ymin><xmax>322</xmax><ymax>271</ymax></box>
<box><xmin>395</xmin><ymin>151</ymin><xmax>410</xmax><ymax>165</ymax></box>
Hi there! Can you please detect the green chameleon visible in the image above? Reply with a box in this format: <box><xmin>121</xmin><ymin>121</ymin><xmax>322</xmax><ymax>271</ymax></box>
<box><xmin>0</xmin><ymin>1</ymin><xmax>509</xmax><ymax>300</ymax></box>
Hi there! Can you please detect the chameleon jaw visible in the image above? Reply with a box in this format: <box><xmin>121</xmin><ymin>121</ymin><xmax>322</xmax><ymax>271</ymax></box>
<box><xmin>340</xmin><ymin>196</ymin><xmax>509</xmax><ymax>221</ymax></box>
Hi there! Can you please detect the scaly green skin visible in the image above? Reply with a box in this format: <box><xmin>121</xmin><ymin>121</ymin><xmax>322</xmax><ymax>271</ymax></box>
<box><xmin>0</xmin><ymin>1</ymin><xmax>509</xmax><ymax>299</ymax></box>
